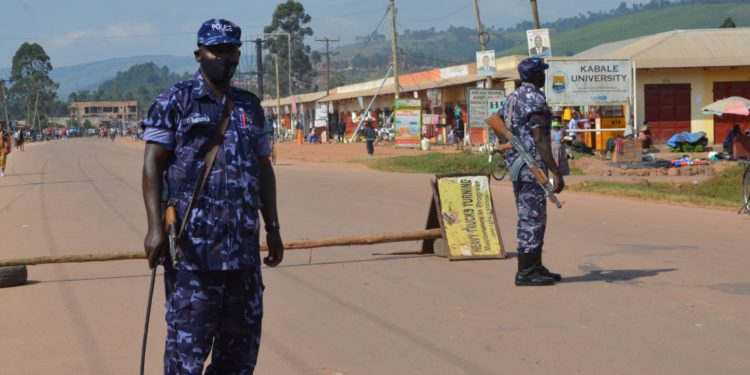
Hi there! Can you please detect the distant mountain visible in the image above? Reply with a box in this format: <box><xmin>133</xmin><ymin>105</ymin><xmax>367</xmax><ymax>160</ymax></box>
<box><xmin>1</xmin><ymin>55</ymin><xmax>196</xmax><ymax>98</ymax></box>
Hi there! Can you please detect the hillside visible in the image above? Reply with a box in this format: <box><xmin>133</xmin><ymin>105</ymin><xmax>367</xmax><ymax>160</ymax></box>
<box><xmin>53</xmin><ymin>55</ymin><xmax>196</xmax><ymax>97</ymax></box>
<box><xmin>498</xmin><ymin>2</ymin><xmax>750</xmax><ymax>56</ymax></box>
<box><xmin>326</xmin><ymin>1</ymin><xmax>750</xmax><ymax>83</ymax></box>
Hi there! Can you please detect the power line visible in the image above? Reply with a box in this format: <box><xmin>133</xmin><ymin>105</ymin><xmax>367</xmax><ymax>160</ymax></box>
<box><xmin>350</xmin><ymin>7</ymin><xmax>391</xmax><ymax>63</ymax></box>
<box><xmin>399</xmin><ymin>2</ymin><xmax>473</xmax><ymax>22</ymax></box>
<box><xmin>316</xmin><ymin>37</ymin><xmax>340</xmax><ymax>96</ymax></box>
<box><xmin>0</xmin><ymin>8</ymin><xmax>386</xmax><ymax>41</ymax></box>
<box><xmin>316</xmin><ymin>7</ymin><xmax>388</xmax><ymax>20</ymax></box>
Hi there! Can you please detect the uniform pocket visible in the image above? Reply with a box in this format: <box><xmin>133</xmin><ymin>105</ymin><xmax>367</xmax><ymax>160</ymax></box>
<box><xmin>166</xmin><ymin>292</ymin><xmax>192</xmax><ymax>331</ymax></box>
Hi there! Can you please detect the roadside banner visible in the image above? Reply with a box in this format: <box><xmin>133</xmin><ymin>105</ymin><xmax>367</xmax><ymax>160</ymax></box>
<box><xmin>467</xmin><ymin>88</ymin><xmax>506</xmax><ymax>129</ymax></box>
<box><xmin>545</xmin><ymin>59</ymin><xmax>632</xmax><ymax>106</ymax></box>
<box><xmin>394</xmin><ymin>98</ymin><xmax>422</xmax><ymax>148</ymax></box>
<box><xmin>423</xmin><ymin>174</ymin><xmax>505</xmax><ymax>260</ymax></box>
<box><xmin>527</xmin><ymin>28</ymin><xmax>552</xmax><ymax>57</ymax></box>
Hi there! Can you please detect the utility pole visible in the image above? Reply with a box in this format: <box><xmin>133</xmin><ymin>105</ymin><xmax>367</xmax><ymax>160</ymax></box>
<box><xmin>316</xmin><ymin>37</ymin><xmax>340</xmax><ymax>96</ymax></box>
<box><xmin>275</xmin><ymin>53</ymin><xmax>281</xmax><ymax>135</ymax></box>
<box><xmin>472</xmin><ymin>0</ymin><xmax>492</xmax><ymax>89</ymax></box>
<box><xmin>254</xmin><ymin>38</ymin><xmax>264</xmax><ymax>100</ymax></box>
<box><xmin>530</xmin><ymin>0</ymin><xmax>541</xmax><ymax>29</ymax></box>
<box><xmin>257</xmin><ymin>33</ymin><xmax>292</xmax><ymax>96</ymax></box>
<box><xmin>390</xmin><ymin>0</ymin><xmax>400</xmax><ymax>99</ymax></box>
<box><xmin>0</xmin><ymin>80</ymin><xmax>10</xmax><ymax>128</ymax></box>
<box><xmin>32</xmin><ymin>90</ymin><xmax>40</xmax><ymax>135</ymax></box>
<box><xmin>284</xmin><ymin>35</ymin><xmax>292</xmax><ymax>97</ymax></box>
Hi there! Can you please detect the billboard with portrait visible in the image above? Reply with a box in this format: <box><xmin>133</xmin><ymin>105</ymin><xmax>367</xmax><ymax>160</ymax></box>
<box><xmin>476</xmin><ymin>50</ymin><xmax>496</xmax><ymax>77</ymax></box>
<box><xmin>526</xmin><ymin>28</ymin><xmax>552</xmax><ymax>57</ymax></box>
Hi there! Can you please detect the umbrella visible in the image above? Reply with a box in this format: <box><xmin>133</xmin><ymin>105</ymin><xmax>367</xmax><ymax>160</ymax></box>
<box><xmin>702</xmin><ymin>96</ymin><xmax>750</xmax><ymax>116</ymax></box>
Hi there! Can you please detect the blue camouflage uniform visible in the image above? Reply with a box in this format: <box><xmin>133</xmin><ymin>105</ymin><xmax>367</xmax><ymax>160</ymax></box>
<box><xmin>500</xmin><ymin>82</ymin><xmax>552</xmax><ymax>255</ymax></box>
<box><xmin>141</xmin><ymin>19</ymin><xmax>270</xmax><ymax>375</ymax></box>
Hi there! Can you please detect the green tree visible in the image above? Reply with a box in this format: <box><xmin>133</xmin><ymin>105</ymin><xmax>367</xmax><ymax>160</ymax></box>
<box><xmin>68</xmin><ymin>62</ymin><xmax>190</xmax><ymax>110</ymax></box>
<box><xmin>8</xmin><ymin>42</ymin><xmax>59</xmax><ymax>127</ymax></box>
<box><xmin>720</xmin><ymin>17</ymin><xmax>736</xmax><ymax>28</ymax></box>
<box><xmin>264</xmin><ymin>0</ymin><xmax>321</xmax><ymax>96</ymax></box>
<box><xmin>47</xmin><ymin>99</ymin><xmax>69</xmax><ymax>117</ymax></box>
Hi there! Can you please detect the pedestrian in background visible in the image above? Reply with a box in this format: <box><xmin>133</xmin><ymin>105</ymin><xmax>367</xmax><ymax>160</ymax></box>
<box><xmin>454</xmin><ymin>107</ymin><xmax>465</xmax><ymax>150</ymax></box>
<box><xmin>0</xmin><ymin>125</ymin><xmax>10</xmax><ymax>177</ymax></box>
<box><xmin>551</xmin><ymin>118</ymin><xmax>569</xmax><ymax>176</ymax></box>
<box><xmin>363</xmin><ymin>120</ymin><xmax>376</xmax><ymax>156</ymax></box>
<box><xmin>337</xmin><ymin>118</ymin><xmax>346</xmax><ymax>142</ymax></box>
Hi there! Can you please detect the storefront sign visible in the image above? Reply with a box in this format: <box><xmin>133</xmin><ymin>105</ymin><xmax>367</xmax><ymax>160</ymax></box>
<box><xmin>314</xmin><ymin>103</ymin><xmax>328</xmax><ymax>128</ymax></box>
<box><xmin>440</xmin><ymin>65</ymin><xmax>469</xmax><ymax>79</ymax></box>
<box><xmin>467</xmin><ymin>88</ymin><xmax>506</xmax><ymax>129</ymax></box>
<box><xmin>394</xmin><ymin>98</ymin><xmax>422</xmax><ymax>147</ymax></box>
<box><xmin>426</xmin><ymin>88</ymin><xmax>442</xmax><ymax>108</ymax></box>
<box><xmin>545</xmin><ymin>59</ymin><xmax>632</xmax><ymax>106</ymax></box>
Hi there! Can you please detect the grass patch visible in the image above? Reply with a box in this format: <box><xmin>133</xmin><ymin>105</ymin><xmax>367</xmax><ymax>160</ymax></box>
<box><xmin>569</xmin><ymin>167</ymin><xmax>586</xmax><ymax>176</ymax></box>
<box><xmin>571</xmin><ymin>165</ymin><xmax>746</xmax><ymax>208</ymax></box>
<box><xmin>363</xmin><ymin>150</ymin><xmax>488</xmax><ymax>174</ymax></box>
<box><xmin>569</xmin><ymin>150</ymin><xmax>596</xmax><ymax>159</ymax></box>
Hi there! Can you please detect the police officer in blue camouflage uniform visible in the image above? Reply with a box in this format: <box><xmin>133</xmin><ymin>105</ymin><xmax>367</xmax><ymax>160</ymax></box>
<box><xmin>141</xmin><ymin>19</ymin><xmax>284</xmax><ymax>374</ymax></box>
<box><xmin>498</xmin><ymin>57</ymin><xmax>564</xmax><ymax>286</ymax></box>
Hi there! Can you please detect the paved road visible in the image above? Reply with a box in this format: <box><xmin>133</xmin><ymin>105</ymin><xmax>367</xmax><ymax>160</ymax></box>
<box><xmin>1</xmin><ymin>138</ymin><xmax>749</xmax><ymax>374</ymax></box>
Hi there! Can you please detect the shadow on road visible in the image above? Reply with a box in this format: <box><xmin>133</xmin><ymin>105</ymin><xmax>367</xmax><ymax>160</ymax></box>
<box><xmin>276</xmin><ymin>253</ymin><xmax>435</xmax><ymax>269</ymax></box>
<box><xmin>561</xmin><ymin>268</ymin><xmax>678</xmax><ymax>284</ymax></box>
<box><xmin>33</xmin><ymin>273</ymin><xmax>153</xmax><ymax>284</ymax></box>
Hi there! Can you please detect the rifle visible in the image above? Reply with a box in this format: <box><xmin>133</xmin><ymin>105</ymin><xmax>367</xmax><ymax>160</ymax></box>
<box><xmin>485</xmin><ymin>113</ymin><xmax>562</xmax><ymax>209</ymax></box>
<box><xmin>164</xmin><ymin>203</ymin><xmax>179</xmax><ymax>264</ymax></box>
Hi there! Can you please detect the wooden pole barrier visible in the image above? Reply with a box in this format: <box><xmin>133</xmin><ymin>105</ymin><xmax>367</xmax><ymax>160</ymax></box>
<box><xmin>0</xmin><ymin>229</ymin><xmax>443</xmax><ymax>267</ymax></box>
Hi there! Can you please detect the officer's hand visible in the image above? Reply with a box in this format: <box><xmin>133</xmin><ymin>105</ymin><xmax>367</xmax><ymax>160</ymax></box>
<box><xmin>144</xmin><ymin>227</ymin><xmax>167</xmax><ymax>269</ymax></box>
<box><xmin>553</xmin><ymin>172</ymin><xmax>565</xmax><ymax>194</ymax></box>
<box><xmin>264</xmin><ymin>230</ymin><xmax>284</xmax><ymax>267</ymax></box>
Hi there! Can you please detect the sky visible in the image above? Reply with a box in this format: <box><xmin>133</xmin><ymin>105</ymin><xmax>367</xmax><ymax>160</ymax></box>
<box><xmin>0</xmin><ymin>0</ymin><xmax>641</xmax><ymax>70</ymax></box>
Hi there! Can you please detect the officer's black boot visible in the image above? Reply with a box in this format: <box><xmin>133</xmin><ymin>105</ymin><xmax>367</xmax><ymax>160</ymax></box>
<box><xmin>535</xmin><ymin>251</ymin><xmax>561</xmax><ymax>281</ymax></box>
<box><xmin>515</xmin><ymin>252</ymin><xmax>555</xmax><ymax>286</ymax></box>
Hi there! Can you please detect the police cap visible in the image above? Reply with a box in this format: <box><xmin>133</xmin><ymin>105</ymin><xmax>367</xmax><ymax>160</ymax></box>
<box><xmin>517</xmin><ymin>57</ymin><xmax>549</xmax><ymax>82</ymax></box>
<box><xmin>197</xmin><ymin>19</ymin><xmax>242</xmax><ymax>47</ymax></box>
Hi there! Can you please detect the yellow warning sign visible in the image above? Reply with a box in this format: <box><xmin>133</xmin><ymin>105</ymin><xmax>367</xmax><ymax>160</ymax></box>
<box><xmin>435</xmin><ymin>175</ymin><xmax>505</xmax><ymax>259</ymax></box>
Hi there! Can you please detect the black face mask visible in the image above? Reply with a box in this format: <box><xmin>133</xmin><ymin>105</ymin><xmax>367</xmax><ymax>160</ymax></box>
<box><xmin>200</xmin><ymin>59</ymin><xmax>238</xmax><ymax>85</ymax></box>
<box><xmin>529</xmin><ymin>71</ymin><xmax>546</xmax><ymax>89</ymax></box>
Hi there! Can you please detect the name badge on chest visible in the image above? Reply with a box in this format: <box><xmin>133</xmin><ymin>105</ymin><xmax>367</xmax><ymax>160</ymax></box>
<box><xmin>184</xmin><ymin>114</ymin><xmax>212</xmax><ymax>126</ymax></box>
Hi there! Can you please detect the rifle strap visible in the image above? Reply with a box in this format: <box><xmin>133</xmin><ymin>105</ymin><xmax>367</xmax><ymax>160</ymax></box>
<box><xmin>177</xmin><ymin>96</ymin><xmax>234</xmax><ymax>240</ymax></box>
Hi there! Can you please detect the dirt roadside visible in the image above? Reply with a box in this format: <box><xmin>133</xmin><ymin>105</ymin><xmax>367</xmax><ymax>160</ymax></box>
<box><xmin>121</xmin><ymin>137</ymin><xmax>737</xmax><ymax>183</ymax></box>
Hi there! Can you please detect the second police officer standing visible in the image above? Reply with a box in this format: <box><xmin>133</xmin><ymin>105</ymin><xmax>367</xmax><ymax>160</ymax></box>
<box><xmin>496</xmin><ymin>57</ymin><xmax>565</xmax><ymax>286</ymax></box>
<box><xmin>141</xmin><ymin>19</ymin><xmax>284</xmax><ymax>374</ymax></box>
